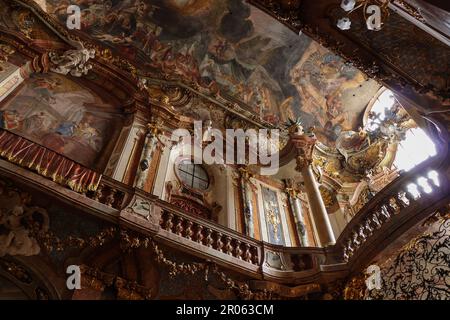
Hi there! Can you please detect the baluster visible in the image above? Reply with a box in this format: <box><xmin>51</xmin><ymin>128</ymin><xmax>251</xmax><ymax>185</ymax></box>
<box><xmin>93</xmin><ymin>184</ymin><xmax>104</xmax><ymax>202</ymax></box>
<box><xmin>215</xmin><ymin>232</ymin><xmax>224</xmax><ymax>251</ymax></box>
<box><xmin>363</xmin><ymin>219</ymin><xmax>373</xmax><ymax>236</ymax></box>
<box><xmin>396</xmin><ymin>191</ymin><xmax>409</xmax><ymax>208</ymax></box>
<box><xmin>371</xmin><ymin>211</ymin><xmax>382</xmax><ymax>229</ymax></box>
<box><xmin>406</xmin><ymin>190</ymin><xmax>416</xmax><ymax>202</ymax></box>
<box><xmin>243</xmin><ymin>243</ymin><xmax>252</xmax><ymax>263</ymax></box>
<box><xmin>175</xmin><ymin>216</ymin><xmax>184</xmax><ymax>236</ymax></box>
<box><xmin>163</xmin><ymin>212</ymin><xmax>174</xmax><ymax>231</ymax></box>
<box><xmin>185</xmin><ymin>220</ymin><xmax>194</xmax><ymax>240</ymax></box>
<box><xmin>375</xmin><ymin>207</ymin><xmax>389</xmax><ymax>223</ymax></box>
<box><xmin>105</xmin><ymin>188</ymin><xmax>117</xmax><ymax>207</ymax></box>
<box><xmin>223</xmin><ymin>236</ymin><xmax>233</xmax><ymax>255</ymax></box>
<box><xmin>234</xmin><ymin>240</ymin><xmax>243</xmax><ymax>259</ymax></box>
<box><xmin>346</xmin><ymin>239</ymin><xmax>354</xmax><ymax>257</ymax></box>
<box><xmin>387</xmin><ymin>198</ymin><xmax>400</xmax><ymax>215</ymax></box>
<box><xmin>425</xmin><ymin>177</ymin><xmax>437</xmax><ymax>192</ymax></box>
<box><xmin>343</xmin><ymin>246</ymin><xmax>349</xmax><ymax>262</ymax></box>
<box><xmin>406</xmin><ymin>183</ymin><xmax>421</xmax><ymax>201</ymax></box>
<box><xmin>352</xmin><ymin>231</ymin><xmax>360</xmax><ymax>248</ymax></box>
<box><xmin>195</xmin><ymin>225</ymin><xmax>204</xmax><ymax>243</ymax></box>
<box><xmin>427</xmin><ymin>171</ymin><xmax>440</xmax><ymax>188</ymax></box>
<box><xmin>204</xmin><ymin>228</ymin><xmax>213</xmax><ymax>248</ymax></box>
<box><xmin>357</xmin><ymin>224</ymin><xmax>367</xmax><ymax>243</ymax></box>
<box><xmin>252</xmin><ymin>247</ymin><xmax>259</xmax><ymax>265</ymax></box>
<box><xmin>417</xmin><ymin>177</ymin><xmax>432</xmax><ymax>195</ymax></box>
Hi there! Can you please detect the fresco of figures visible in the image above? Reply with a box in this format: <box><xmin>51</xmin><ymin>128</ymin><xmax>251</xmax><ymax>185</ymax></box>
<box><xmin>44</xmin><ymin>0</ymin><xmax>380</xmax><ymax>145</ymax></box>
<box><xmin>0</xmin><ymin>73</ymin><xmax>120</xmax><ymax>167</ymax></box>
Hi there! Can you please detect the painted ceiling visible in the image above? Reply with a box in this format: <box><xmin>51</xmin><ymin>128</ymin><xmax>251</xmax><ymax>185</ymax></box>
<box><xmin>39</xmin><ymin>0</ymin><xmax>381</xmax><ymax>146</ymax></box>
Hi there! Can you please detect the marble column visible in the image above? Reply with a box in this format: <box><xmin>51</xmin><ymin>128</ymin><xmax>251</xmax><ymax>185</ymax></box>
<box><xmin>291</xmin><ymin>128</ymin><xmax>335</xmax><ymax>247</ymax></box>
<box><xmin>134</xmin><ymin>118</ymin><xmax>163</xmax><ymax>189</ymax></box>
<box><xmin>299</xmin><ymin>162</ymin><xmax>335</xmax><ymax>246</ymax></box>
<box><xmin>285</xmin><ymin>181</ymin><xmax>308</xmax><ymax>246</ymax></box>
<box><xmin>238</xmin><ymin>167</ymin><xmax>255</xmax><ymax>238</ymax></box>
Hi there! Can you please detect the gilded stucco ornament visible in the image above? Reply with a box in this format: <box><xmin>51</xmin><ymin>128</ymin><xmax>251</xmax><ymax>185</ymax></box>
<box><xmin>12</xmin><ymin>8</ymin><xmax>35</xmax><ymax>39</ymax></box>
<box><xmin>0</xmin><ymin>44</ymin><xmax>16</xmax><ymax>71</ymax></box>
<box><xmin>294</xmin><ymin>135</ymin><xmax>317</xmax><ymax>171</ymax></box>
<box><xmin>49</xmin><ymin>47</ymin><xmax>96</xmax><ymax>77</ymax></box>
<box><xmin>0</xmin><ymin>181</ymin><xmax>49</xmax><ymax>257</ymax></box>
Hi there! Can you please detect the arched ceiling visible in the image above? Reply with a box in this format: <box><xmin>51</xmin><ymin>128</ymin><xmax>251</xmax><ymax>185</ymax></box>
<box><xmin>33</xmin><ymin>0</ymin><xmax>382</xmax><ymax>146</ymax></box>
<box><xmin>249</xmin><ymin>1</ymin><xmax>449</xmax><ymax>110</ymax></box>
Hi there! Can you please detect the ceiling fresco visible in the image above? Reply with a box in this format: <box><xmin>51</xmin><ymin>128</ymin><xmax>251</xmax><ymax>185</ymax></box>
<box><xmin>40</xmin><ymin>0</ymin><xmax>381</xmax><ymax>146</ymax></box>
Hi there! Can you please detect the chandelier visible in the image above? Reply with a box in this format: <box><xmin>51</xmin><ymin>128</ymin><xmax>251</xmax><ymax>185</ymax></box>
<box><xmin>337</xmin><ymin>0</ymin><xmax>391</xmax><ymax>31</ymax></box>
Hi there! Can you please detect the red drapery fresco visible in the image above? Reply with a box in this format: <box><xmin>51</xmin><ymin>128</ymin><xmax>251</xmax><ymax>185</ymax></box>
<box><xmin>0</xmin><ymin>129</ymin><xmax>101</xmax><ymax>193</ymax></box>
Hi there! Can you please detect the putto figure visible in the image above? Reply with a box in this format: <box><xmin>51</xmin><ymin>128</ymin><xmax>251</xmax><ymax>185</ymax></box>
<box><xmin>49</xmin><ymin>48</ymin><xmax>96</xmax><ymax>77</ymax></box>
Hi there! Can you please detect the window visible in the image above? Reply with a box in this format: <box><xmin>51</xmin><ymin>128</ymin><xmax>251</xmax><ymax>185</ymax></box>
<box><xmin>177</xmin><ymin>160</ymin><xmax>210</xmax><ymax>190</ymax></box>
<box><xmin>366</xmin><ymin>89</ymin><xmax>436</xmax><ymax>172</ymax></box>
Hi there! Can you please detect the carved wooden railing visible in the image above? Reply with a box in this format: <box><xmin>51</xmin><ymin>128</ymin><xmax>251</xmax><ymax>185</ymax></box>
<box><xmin>336</xmin><ymin>161</ymin><xmax>449</xmax><ymax>271</ymax></box>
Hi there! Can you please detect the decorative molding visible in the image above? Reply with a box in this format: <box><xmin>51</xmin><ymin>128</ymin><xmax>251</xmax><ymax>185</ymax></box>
<box><xmin>0</xmin><ymin>178</ymin><xmax>48</xmax><ymax>257</ymax></box>
<box><xmin>0</xmin><ymin>129</ymin><xmax>101</xmax><ymax>193</ymax></box>
<box><xmin>49</xmin><ymin>47</ymin><xmax>95</xmax><ymax>77</ymax></box>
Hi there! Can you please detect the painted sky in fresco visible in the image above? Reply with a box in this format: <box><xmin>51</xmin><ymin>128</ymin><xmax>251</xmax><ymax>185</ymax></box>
<box><xmin>44</xmin><ymin>0</ymin><xmax>380</xmax><ymax>145</ymax></box>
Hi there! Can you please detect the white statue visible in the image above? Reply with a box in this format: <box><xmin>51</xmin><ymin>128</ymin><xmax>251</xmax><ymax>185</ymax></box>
<box><xmin>49</xmin><ymin>48</ymin><xmax>96</xmax><ymax>77</ymax></box>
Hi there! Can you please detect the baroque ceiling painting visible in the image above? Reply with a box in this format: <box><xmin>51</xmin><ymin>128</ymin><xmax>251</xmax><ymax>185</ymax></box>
<box><xmin>0</xmin><ymin>73</ymin><xmax>121</xmax><ymax>167</ymax></box>
<box><xmin>0</xmin><ymin>0</ymin><xmax>448</xmax><ymax>303</ymax></box>
<box><xmin>45</xmin><ymin>0</ymin><xmax>380</xmax><ymax>145</ymax></box>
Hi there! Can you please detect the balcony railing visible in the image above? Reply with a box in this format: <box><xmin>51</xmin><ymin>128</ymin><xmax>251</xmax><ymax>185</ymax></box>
<box><xmin>0</xmin><ymin>142</ymin><xmax>447</xmax><ymax>283</ymax></box>
<box><xmin>336</xmin><ymin>160</ymin><xmax>449</xmax><ymax>271</ymax></box>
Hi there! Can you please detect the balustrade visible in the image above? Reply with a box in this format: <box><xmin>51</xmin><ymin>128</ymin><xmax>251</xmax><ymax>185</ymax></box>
<box><xmin>159</xmin><ymin>209</ymin><xmax>260</xmax><ymax>265</ymax></box>
<box><xmin>339</xmin><ymin>165</ymin><xmax>448</xmax><ymax>263</ymax></box>
<box><xmin>43</xmin><ymin>158</ymin><xmax>446</xmax><ymax>276</ymax></box>
<box><xmin>85</xmin><ymin>176</ymin><xmax>130</xmax><ymax>210</ymax></box>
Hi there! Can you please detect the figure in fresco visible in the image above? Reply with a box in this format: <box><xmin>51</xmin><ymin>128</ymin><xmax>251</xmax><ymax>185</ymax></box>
<box><xmin>55</xmin><ymin>121</ymin><xmax>77</xmax><ymax>137</ymax></box>
<box><xmin>336</xmin><ymin>128</ymin><xmax>370</xmax><ymax>161</ymax></box>
<box><xmin>32</xmin><ymin>76</ymin><xmax>61</xmax><ymax>104</ymax></box>
<box><xmin>44</xmin><ymin>0</ymin><xmax>379</xmax><ymax>143</ymax></box>
<box><xmin>73</xmin><ymin>116</ymin><xmax>103</xmax><ymax>152</ymax></box>
<box><xmin>290</xmin><ymin>45</ymin><xmax>377</xmax><ymax>144</ymax></box>
<box><xmin>22</xmin><ymin>111</ymin><xmax>50</xmax><ymax>136</ymax></box>
<box><xmin>0</xmin><ymin>186</ymin><xmax>49</xmax><ymax>257</ymax></box>
<box><xmin>0</xmin><ymin>109</ymin><xmax>22</xmax><ymax>130</ymax></box>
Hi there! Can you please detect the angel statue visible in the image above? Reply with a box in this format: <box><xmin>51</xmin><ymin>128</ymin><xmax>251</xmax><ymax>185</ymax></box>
<box><xmin>283</xmin><ymin>117</ymin><xmax>304</xmax><ymax>136</ymax></box>
<box><xmin>49</xmin><ymin>47</ymin><xmax>96</xmax><ymax>77</ymax></box>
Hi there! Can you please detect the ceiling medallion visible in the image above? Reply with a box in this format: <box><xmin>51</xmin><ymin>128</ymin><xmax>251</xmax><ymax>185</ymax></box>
<box><xmin>337</xmin><ymin>0</ymin><xmax>391</xmax><ymax>31</ymax></box>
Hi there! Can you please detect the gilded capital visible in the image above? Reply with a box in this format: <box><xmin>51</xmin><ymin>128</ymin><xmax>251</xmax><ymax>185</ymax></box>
<box><xmin>147</xmin><ymin>117</ymin><xmax>164</xmax><ymax>137</ymax></box>
<box><xmin>292</xmin><ymin>130</ymin><xmax>316</xmax><ymax>171</ymax></box>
